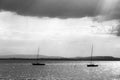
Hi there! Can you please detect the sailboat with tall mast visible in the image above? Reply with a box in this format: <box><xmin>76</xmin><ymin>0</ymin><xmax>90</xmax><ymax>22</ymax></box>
<box><xmin>87</xmin><ymin>44</ymin><xmax>98</xmax><ymax>67</ymax></box>
<box><xmin>32</xmin><ymin>48</ymin><xmax>45</xmax><ymax>66</ymax></box>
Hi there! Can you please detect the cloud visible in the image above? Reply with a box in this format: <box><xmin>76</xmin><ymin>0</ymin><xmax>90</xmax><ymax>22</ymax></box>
<box><xmin>0</xmin><ymin>0</ymin><xmax>120</xmax><ymax>20</ymax></box>
<box><xmin>0</xmin><ymin>11</ymin><xmax>120</xmax><ymax>40</ymax></box>
<box><xmin>0</xmin><ymin>11</ymin><xmax>120</xmax><ymax>57</ymax></box>
<box><xmin>0</xmin><ymin>0</ymin><xmax>100</xmax><ymax>18</ymax></box>
<box><xmin>116</xmin><ymin>24</ymin><xmax>120</xmax><ymax>36</ymax></box>
<box><xmin>97</xmin><ymin>0</ymin><xmax>120</xmax><ymax>20</ymax></box>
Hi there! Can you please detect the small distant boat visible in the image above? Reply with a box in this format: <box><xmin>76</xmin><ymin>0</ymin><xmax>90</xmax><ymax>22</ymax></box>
<box><xmin>32</xmin><ymin>48</ymin><xmax>45</xmax><ymax>66</ymax></box>
<box><xmin>87</xmin><ymin>44</ymin><xmax>98</xmax><ymax>67</ymax></box>
<box><xmin>87</xmin><ymin>64</ymin><xmax>98</xmax><ymax>67</ymax></box>
<box><xmin>32</xmin><ymin>63</ymin><xmax>45</xmax><ymax>65</ymax></box>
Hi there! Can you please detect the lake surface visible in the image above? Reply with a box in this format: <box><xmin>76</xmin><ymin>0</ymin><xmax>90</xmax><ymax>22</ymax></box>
<box><xmin>0</xmin><ymin>61</ymin><xmax>120</xmax><ymax>80</ymax></box>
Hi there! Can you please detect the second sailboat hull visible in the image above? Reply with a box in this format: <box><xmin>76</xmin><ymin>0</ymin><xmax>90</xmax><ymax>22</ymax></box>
<box><xmin>87</xmin><ymin>64</ymin><xmax>98</xmax><ymax>67</ymax></box>
<box><xmin>32</xmin><ymin>63</ymin><xmax>45</xmax><ymax>66</ymax></box>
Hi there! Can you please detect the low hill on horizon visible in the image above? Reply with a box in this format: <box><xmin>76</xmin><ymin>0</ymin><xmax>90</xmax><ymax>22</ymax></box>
<box><xmin>0</xmin><ymin>54</ymin><xmax>63</xmax><ymax>58</ymax></box>
<box><xmin>0</xmin><ymin>54</ymin><xmax>120</xmax><ymax>61</ymax></box>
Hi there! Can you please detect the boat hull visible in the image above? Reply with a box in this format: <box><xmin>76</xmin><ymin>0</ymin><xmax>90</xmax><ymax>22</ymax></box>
<box><xmin>87</xmin><ymin>64</ymin><xmax>98</xmax><ymax>67</ymax></box>
<box><xmin>32</xmin><ymin>63</ymin><xmax>45</xmax><ymax>66</ymax></box>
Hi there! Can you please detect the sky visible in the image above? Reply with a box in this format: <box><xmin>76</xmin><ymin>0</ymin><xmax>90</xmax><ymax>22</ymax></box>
<box><xmin>0</xmin><ymin>0</ymin><xmax>120</xmax><ymax>57</ymax></box>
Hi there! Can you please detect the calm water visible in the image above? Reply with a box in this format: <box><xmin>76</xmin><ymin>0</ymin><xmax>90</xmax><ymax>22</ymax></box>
<box><xmin>0</xmin><ymin>61</ymin><xmax>120</xmax><ymax>80</ymax></box>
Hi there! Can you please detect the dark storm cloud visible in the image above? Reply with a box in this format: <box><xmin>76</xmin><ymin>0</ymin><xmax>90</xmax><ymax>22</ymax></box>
<box><xmin>0</xmin><ymin>0</ymin><xmax>100</xmax><ymax>18</ymax></box>
<box><xmin>116</xmin><ymin>24</ymin><xmax>120</xmax><ymax>36</ymax></box>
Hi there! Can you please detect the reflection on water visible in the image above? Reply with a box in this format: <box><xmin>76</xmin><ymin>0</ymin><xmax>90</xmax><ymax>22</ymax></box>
<box><xmin>0</xmin><ymin>61</ymin><xmax>120</xmax><ymax>80</ymax></box>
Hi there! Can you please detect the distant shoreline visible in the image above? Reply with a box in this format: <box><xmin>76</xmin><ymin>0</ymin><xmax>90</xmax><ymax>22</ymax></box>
<box><xmin>0</xmin><ymin>58</ymin><xmax>120</xmax><ymax>63</ymax></box>
<box><xmin>0</xmin><ymin>56</ymin><xmax>120</xmax><ymax>61</ymax></box>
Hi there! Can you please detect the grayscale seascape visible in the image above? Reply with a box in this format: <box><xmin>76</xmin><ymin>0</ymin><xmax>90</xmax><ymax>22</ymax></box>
<box><xmin>0</xmin><ymin>61</ymin><xmax>120</xmax><ymax>80</ymax></box>
<box><xmin>0</xmin><ymin>0</ymin><xmax>120</xmax><ymax>80</ymax></box>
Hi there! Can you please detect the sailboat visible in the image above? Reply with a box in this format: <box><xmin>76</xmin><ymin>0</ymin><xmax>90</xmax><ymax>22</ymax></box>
<box><xmin>87</xmin><ymin>44</ymin><xmax>98</xmax><ymax>67</ymax></box>
<box><xmin>32</xmin><ymin>48</ymin><xmax>45</xmax><ymax>66</ymax></box>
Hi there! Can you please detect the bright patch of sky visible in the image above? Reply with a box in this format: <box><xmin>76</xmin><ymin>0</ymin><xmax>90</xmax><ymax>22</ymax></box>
<box><xmin>0</xmin><ymin>11</ymin><xmax>119</xmax><ymax>40</ymax></box>
<box><xmin>0</xmin><ymin>11</ymin><xmax>120</xmax><ymax>57</ymax></box>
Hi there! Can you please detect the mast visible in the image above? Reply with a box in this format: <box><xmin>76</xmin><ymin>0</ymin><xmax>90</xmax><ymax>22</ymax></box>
<box><xmin>36</xmin><ymin>48</ymin><xmax>40</xmax><ymax>63</ymax></box>
<box><xmin>91</xmin><ymin>44</ymin><xmax>93</xmax><ymax>64</ymax></box>
<box><xmin>87</xmin><ymin>44</ymin><xmax>98</xmax><ymax>67</ymax></box>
